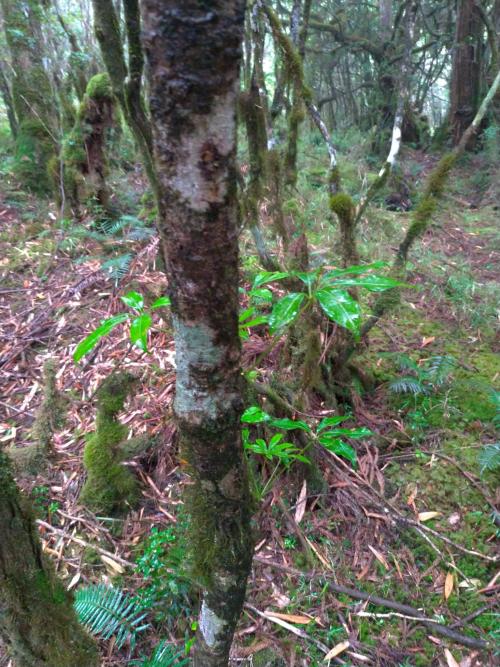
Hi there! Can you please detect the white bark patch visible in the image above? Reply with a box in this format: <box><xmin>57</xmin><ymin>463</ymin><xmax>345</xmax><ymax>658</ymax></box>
<box><xmin>200</xmin><ymin>600</ymin><xmax>227</xmax><ymax>648</ymax></box>
<box><xmin>166</xmin><ymin>85</ymin><xmax>237</xmax><ymax>213</ymax></box>
<box><xmin>173</xmin><ymin>317</ymin><xmax>232</xmax><ymax>422</ymax></box>
<box><xmin>387</xmin><ymin>126</ymin><xmax>402</xmax><ymax>167</ymax></box>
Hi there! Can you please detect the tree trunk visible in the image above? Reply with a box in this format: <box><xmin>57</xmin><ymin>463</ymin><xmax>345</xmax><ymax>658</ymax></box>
<box><xmin>141</xmin><ymin>2</ymin><xmax>253</xmax><ymax>666</ymax></box>
<box><xmin>449</xmin><ymin>0</ymin><xmax>482</xmax><ymax>145</ymax></box>
<box><xmin>0</xmin><ymin>451</ymin><xmax>99</xmax><ymax>667</ymax></box>
<box><xmin>0</xmin><ymin>0</ymin><xmax>57</xmax><ymax>192</ymax></box>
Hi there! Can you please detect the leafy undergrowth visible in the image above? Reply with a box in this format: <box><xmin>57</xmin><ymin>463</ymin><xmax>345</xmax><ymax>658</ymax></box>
<box><xmin>0</xmin><ymin>145</ymin><xmax>498</xmax><ymax>667</ymax></box>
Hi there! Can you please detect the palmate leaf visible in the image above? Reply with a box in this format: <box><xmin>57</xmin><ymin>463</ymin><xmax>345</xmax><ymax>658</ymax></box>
<box><xmin>268</xmin><ymin>292</ymin><xmax>305</xmax><ymax>333</ymax></box>
<box><xmin>314</xmin><ymin>288</ymin><xmax>362</xmax><ymax>334</ymax></box>
<box><xmin>74</xmin><ymin>584</ymin><xmax>148</xmax><ymax>650</ymax></box>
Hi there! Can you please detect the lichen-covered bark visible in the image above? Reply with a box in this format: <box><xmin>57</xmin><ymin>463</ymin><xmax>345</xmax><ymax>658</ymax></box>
<box><xmin>0</xmin><ymin>451</ymin><xmax>99</xmax><ymax>666</ymax></box>
<box><xmin>141</xmin><ymin>3</ymin><xmax>252</xmax><ymax>665</ymax></box>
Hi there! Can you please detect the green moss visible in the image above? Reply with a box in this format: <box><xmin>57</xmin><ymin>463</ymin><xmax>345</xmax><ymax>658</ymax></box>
<box><xmin>85</xmin><ymin>72</ymin><xmax>113</xmax><ymax>101</ymax></box>
<box><xmin>329</xmin><ymin>192</ymin><xmax>353</xmax><ymax>216</ymax></box>
<box><xmin>32</xmin><ymin>360</ymin><xmax>67</xmax><ymax>457</ymax></box>
<box><xmin>79</xmin><ymin>372</ymin><xmax>139</xmax><ymax>515</ymax></box>
<box><xmin>14</xmin><ymin>119</ymin><xmax>55</xmax><ymax>194</ymax></box>
<box><xmin>427</xmin><ymin>153</ymin><xmax>456</xmax><ymax>197</ymax></box>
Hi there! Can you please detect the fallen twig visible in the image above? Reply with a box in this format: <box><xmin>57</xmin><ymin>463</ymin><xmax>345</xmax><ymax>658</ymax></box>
<box><xmin>254</xmin><ymin>556</ymin><xmax>489</xmax><ymax>650</ymax></box>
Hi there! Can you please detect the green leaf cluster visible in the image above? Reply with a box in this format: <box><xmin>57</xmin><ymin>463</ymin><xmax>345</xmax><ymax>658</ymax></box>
<box><xmin>73</xmin><ymin>291</ymin><xmax>171</xmax><ymax>362</ymax></box>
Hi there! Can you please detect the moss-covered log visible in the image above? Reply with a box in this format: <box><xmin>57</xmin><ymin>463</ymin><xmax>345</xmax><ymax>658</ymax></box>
<box><xmin>79</xmin><ymin>372</ymin><xmax>139</xmax><ymax>515</ymax></box>
<box><xmin>142</xmin><ymin>3</ymin><xmax>252</xmax><ymax>665</ymax></box>
<box><xmin>0</xmin><ymin>451</ymin><xmax>99</xmax><ymax>666</ymax></box>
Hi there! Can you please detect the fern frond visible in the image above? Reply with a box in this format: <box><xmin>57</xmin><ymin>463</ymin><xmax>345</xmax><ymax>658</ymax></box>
<box><xmin>426</xmin><ymin>355</ymin><xmax>456</xmax><ymax>386</ymax></box>
<box><xmin>131</xmin><ymin>640</ymin><xmax>189</xmax><ymax>667</ymax></box>
<box><xmin>478</xmin><ymin>443</ymin><xmax>500</xmax><ymax>475</ymax></box>
<box><xmin>100</xmin><ymin>253</ymin><xmax>133</xmax><ymax>283</ymax></box>
<box><xmin>389</xmin><ymin>377</ymin><xmax>426</xmax><ymax>395</ymax></box>
<box><xmin>74</xmin><ymin>584</ymin><xmax>148</xmax><ymax>649</ymax></box>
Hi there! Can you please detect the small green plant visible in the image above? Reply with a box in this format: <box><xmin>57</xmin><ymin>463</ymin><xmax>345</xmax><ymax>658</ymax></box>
<box><xmin>251</xmin><ymin>262</ymin><xmax>404</xmax><ymax>338</ymax></box>
<box><xmin>74</xmin><ymin>584</ymin><xmax>148</xmax><ymax>650</ymax></box>
<box><xmin>478</xmin><ymin>443</ymin><xmax>500</xmax><ymax>475</ymax></box>
<box><xmin>73</xmin><ymin>290</ymin><xmax>171</xmax><ymax>362</ymax></box>
<box><xmin>130</xmin><ymin>640</ymin><xmax>189</xmax><ymax>667</ymax></box>
<box><xmin>241</xmin><ymin>406</ymin><xmax>371</xmax><ymax>498</ymax></box>
<box><xmin>387</xmin><ymin>353</ymin><xmax>457</xmax><ymax>396</ymax></box>
<box><xmin>135</xmin><ymin>526</ymin><xmax>191</xmax><ymax>624</ymax></box>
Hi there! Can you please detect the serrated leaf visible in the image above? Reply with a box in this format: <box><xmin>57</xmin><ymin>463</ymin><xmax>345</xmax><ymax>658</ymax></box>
<box><xmin>270</xmin><ymin>417</ymin><xmax>311</xmax><ymax>432</ymax></box>
<box><xmin>130</xmin><ymin>313</ymin><xmax>152</xmax><ymax>351</ymax></box>
<box><xmin>241</xmin><ymin>406</ymin><xmax>270</xmax><ymax>423</ymax></box>
<box><xmin>120</xmin><ymin>290</ymin><xmax>144</xmax><ymax>311</ymax></box>
<box><xmin>252</xmin><ymin>271</ymin><xmax>290</xmax><ymax>288</ymax></box>
<box><xmin>269</xmin><ymin>292</ymin><xmax>305</xmax><ymax>333</ymax></box>
<box><xmin>73</xmin><ymin>313</ymin><xmax>129</xmax><ymax>362</ymax></box>
<box><xmin>151</xmin><ymin>295</ymin><xmax>171</xmax><ymax>309</ymax></box>
<box><xmin>315</xmin><ymin>288</ymin><xmax>361</xmax><ymax>334</ymax></box>
<box><xmin>318</xmin><ymin>434</ymin><xmax>357</xmax><ymax>466</ymax></box>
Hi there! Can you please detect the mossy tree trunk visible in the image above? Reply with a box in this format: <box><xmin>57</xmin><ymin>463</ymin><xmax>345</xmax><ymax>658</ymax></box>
<box><xmin>0</xmin><ymin>0</ymin><xmax>57</xmax><ymax>192</ymax></box>
<box><xmin>91</xmin><ymin>0</ymin><xmax>160</xmax><ymax>209</ymax></box>
<box><xmin>0</xmin><ymin>451</ymin><xmax>99</xmax><ymax>667</ymax></box>
<box><xmin>59</xmin><ymin>73</ymin><xmax>115</xmax><ymax>217</ymax></box>
<box><xmin>142</xmin><ymin>3</ymin><xmax>253</xmax><ymax>665</ymax></box>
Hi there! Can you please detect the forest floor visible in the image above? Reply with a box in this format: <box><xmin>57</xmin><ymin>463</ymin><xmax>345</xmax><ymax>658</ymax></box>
<box><xmin>0</xmin><ymin>144</ymin><xmax>498</xmax><ymax>667</ymax></box>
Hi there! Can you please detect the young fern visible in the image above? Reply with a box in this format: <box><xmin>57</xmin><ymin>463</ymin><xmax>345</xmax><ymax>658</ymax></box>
<box><xmin>131</xmin><ymin>640</ymin><xmax>189</xmax><ymax>667</ymax></box>
<box><xmin>478</xmin><ymin>443</ymin><xmax>500</xmax><ymax>475</ymax></box>
<box><xmin>74</xmin><ymin>584</ymin><xmax>149</xmax><ymax>649</ymax></box>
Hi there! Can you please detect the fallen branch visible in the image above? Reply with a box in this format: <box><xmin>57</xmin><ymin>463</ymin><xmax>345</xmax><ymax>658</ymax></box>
<box><xmin>254</xmin><ymin>556</ymin><xmax>489</xmax><ymax>650</ymax></box>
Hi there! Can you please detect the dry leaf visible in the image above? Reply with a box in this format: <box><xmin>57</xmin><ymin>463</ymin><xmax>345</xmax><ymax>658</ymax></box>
<box><xmin>305</xmin><ymin>537</ymin><xmax>330</xmax><ymax>568</ymax></box>
<box><xmin>67</xmin><ymin>572</ymin><xmax>81</xmax><ymax>590</ymax></box>
<box><xmin>266</xmin><ymin>611</ymin><xmax>311</xmax><ymax>625</ymax></box>
<box><xmin>444</xmin><ymin>648</ymin><xmax>460</xmax><ymax>667</ymax></box>
<box><xmin>421</xmin><ymin>336</ymin><xmax>435</xmax><ymax>347</ymax></box>
<box><xmin>295</xmin><ymin>480</ymin><xmax>307</xmax><ymax>524</ymax></box>
<box><xmin>444</xmin><ymin>572</ymin><xmax>454</xmax><ymax>600</ymax></box>
<box><xmin>368</xmin><ymin>545</ymin><xmax>390</xmax><ymax>570</ymax></box>
<box><xmin>100</xmin><ymin>555</ymin><xmax>124</xmax><ymax>574</ymax></box>
<box><xmin>324</xmin><ymin>641</ymin><xmax>350</xmax><ymax>661</ymax></box>
<box><xmin>418</xmin><ymin>511</ymin><xmax>441</xmax><ymax>522</ymax></box>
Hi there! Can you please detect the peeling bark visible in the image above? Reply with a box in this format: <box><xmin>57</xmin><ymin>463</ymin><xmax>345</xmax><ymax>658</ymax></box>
<box><xmin>141</xmin><ymin>3</ymin><xmax>252</xmax><ymax>666</ymax></box>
